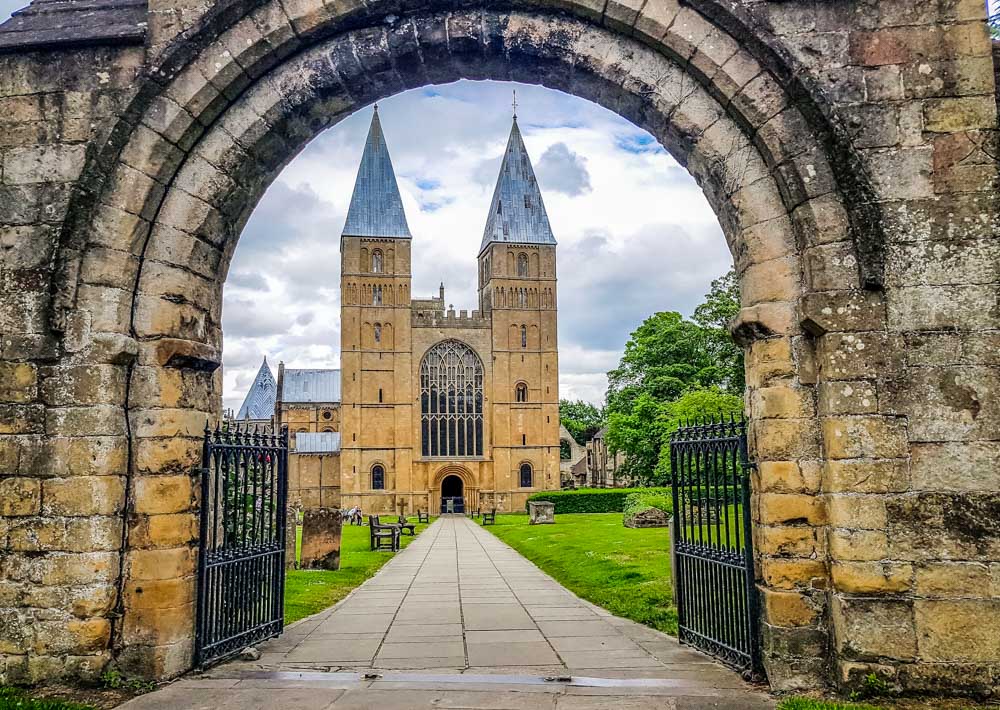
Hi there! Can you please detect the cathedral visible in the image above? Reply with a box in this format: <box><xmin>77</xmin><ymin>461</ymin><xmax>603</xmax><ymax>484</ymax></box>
<box><xmin>235</xmin><ymin>106</ymin><xmax>561</xmax><ymax>514</ymax></box>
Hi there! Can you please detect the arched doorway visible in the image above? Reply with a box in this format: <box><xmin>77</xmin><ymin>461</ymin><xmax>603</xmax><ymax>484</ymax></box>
<box><xmin>441</xmin><ymin>475</ymin><xmax>464</xmax><ymax>514</ymax></box>
<box><xmin>14</xmin><ymin>0</ymin><xmax>993</xmax><ymax>696</ymax></box>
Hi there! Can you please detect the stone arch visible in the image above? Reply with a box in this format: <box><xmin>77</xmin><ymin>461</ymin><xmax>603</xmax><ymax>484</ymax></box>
<box><xmin>35</xmin><ymin>0</ymin><xmax>897</xmax><ymax>690</ymax></box>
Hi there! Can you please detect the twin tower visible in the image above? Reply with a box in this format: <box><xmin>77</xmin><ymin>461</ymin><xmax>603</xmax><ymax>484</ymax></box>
<box><xmin>333</xmin><ymin>106</ymin><xmax>561</xmax><ymax>514</ymax></box>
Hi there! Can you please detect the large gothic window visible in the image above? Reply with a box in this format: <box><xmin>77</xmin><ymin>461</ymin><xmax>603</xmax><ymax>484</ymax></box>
<box><xmin>420</xmin><ymin>340</ymin><xmax>484</xmax><ymax>458</ymax></box>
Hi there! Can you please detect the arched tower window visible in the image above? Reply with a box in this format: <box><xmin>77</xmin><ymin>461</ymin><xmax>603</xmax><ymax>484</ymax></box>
<box><xmin>372</xmin><ymin>464</ymin><xmax>385</xmax><ymax>490</ymax></box>
<box><xmin>521</xmin><ymin>325</ymin><xmax>527</xmax><ymax>349</ymax></box>
<box><xmin>515</xmin><ymin>383</ymin><xmax>527</xmax><ymax>403</ymax></box>
<box><xmin>517</xmin><ymin>252</ymin><xmax>528</xmax><ymax>277</ymax></box>
<box><xmin>372</xmin><ymin>249</ymin><xmax>383</xmax><ymax>273</ymax></box>
<box><xmin>374</xmin><ymin>323</ymin><xmax>382</xmax><ymax>344</ymax></box>
<box><xmin>519</xmin><ymin>463</ymin><xmax>533</xmax><ymax>488</ymax></box>
<box><xmin>373</xmin><ymin>285</ymin><xmax>382</xmax><ymax>306</ymax></box>
<box><xmin>420</xmin><ymin>340</ymin><xmax>484</xmax><ymax>458</ymax></box>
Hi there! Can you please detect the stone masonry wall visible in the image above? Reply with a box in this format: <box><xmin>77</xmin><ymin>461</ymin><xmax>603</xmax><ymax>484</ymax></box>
<box><xmin>0</xmin><ymin>0</ymin><xmax>997</xmax><ymax>697</ymax></box>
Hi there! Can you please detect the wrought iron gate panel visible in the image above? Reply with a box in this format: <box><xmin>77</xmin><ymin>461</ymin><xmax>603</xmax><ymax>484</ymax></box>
<box><xmin>670</xmin><ymin>416</ymin><xmax>761</xmax><ymax>676</ymax></box>
<box><xmin>196</xmin><ymin>423</ymin><xmax>288</xmax><ymax>667</ymax></box>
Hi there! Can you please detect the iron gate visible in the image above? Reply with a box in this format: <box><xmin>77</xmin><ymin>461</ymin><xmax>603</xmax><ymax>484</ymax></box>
<box><xmin>669</xmin><ymin>416</ymin><xmax>761</xmax><ymax>676</ymax></box>
<box><xmin>195</xmin><ymin>423</ymin><xmax>289</xmax><ymax>667</ymax></box>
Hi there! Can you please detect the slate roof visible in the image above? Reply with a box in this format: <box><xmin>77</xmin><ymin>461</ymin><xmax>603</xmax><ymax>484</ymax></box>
<box><xmin>281</xmin><ymin>369</ymin><xmax>341</xmax><ymax>403</ymax></box>
<box><xmin>342</xmin><ymin>106</ymin><xmax>412</xmax><ymax>240</ymax></box>
<box><xmin>236</xmin><ymin>358</ymin><xmax>276</xmax><ymax>421</ymax></box>
<box><xmin>593</xmin><ymin>426</ymin><xmax>608</xmax><ymax>440</ymax></box>
<box><xmin>480</xmin><ymin>117</ymin><xmax>557</xmax><ymax>254</ymax></box>
<box><xmin>295</xmin><ymin>432</ymin><xmax>341</xmax><ymax>454</ymax></box>
<box><xmin>0</xmin><ymin>0</ymin><xmax>147</xmax><ymax>53</ymax></box>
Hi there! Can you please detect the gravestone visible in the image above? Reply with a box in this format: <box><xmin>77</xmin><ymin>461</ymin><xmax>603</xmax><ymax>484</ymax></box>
<box><xmin>300</xmin><ymin>508</ymin><xmax>343</xmax><ymax>570</ymax></box>
<box><xmin>528</xmin><ymin>501</ymin><xmax>555</xmax><ymax>525</ymax></box>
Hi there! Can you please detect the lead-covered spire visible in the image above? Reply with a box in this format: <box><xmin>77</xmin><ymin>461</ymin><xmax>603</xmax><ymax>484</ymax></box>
<box><xmin>342</xmin><ymin>106</ymin><xmax>413</xmax><ymax>239</ymax></box>
<box><xmin>480</xmin><ymin>116</ymin><xmax>556</xmax><ymax>254</ymax></box>
<box><xmin>236</xmin><ymin>357</ymin><xmax>276</xmax><ymax>420</ymax></box>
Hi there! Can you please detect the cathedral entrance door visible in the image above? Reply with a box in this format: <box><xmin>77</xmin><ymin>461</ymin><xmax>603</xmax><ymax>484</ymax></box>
<box><xmin>441</xmin><ymin>475</ymin><xmax>465</xmax><ymax>514</ymax></box>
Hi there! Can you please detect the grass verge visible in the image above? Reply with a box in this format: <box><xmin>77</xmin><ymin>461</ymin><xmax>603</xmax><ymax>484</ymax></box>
<box><xmin>777</xmin><ymin>699</ymin><xmax>881</xmax><ymax>710</ymax></box>
<box><xmin>485</xmin><ymin>513</ymin><xmax>677</xmax><ymax>634</ymax></box>
<box><xmin>284</xmin><ymin>518</ymin><xmax>431</xmax><ymax>625</ymax></box>
<box><xmin>0</xmin><ymin>687</ymin><xmax>94</xmax><ymax>710</ymax></box>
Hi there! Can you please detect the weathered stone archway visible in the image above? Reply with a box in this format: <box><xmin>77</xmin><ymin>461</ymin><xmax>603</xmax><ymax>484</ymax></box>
<box><xmin>1</xmin><ymin>0</ymin><xmax>998</xmax><ymax>698</ymax></box>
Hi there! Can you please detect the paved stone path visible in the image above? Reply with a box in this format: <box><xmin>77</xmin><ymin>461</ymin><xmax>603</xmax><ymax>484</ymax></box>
<box><xmin>122</xmin><ymin>516</ymin><xmax>773</xmax><ymax>708</ymax></box>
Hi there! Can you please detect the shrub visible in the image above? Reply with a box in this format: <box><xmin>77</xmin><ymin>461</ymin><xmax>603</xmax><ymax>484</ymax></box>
<box><xmin>527</xmin><ymin>487</ymin><xmax>672</xmax><ymax>514</ymax></box>
<box><xmin>622</xmin><ymin>490</ymin><xmax>673</xmax><ymax>522</ymax></box>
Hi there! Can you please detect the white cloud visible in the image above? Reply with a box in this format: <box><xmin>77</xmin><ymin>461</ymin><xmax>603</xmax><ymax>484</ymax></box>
<box><xmin>223</xmin><ymin>80</ymin><xmax>732</xmax><ymax>413</ymax></box>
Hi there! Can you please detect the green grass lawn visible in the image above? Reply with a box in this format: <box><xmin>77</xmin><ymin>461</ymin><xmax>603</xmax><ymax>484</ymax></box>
<box><xmin>284</xmin><ymin>519</ymin><xmax>430</xmax><ymax>625</ymax></box>
<box><xmin>487</xmin><ymin>513</ymin><xmax>677</xmax><ymax>635</ymax></box>
<box><xmin>0</xmin><ymin>687</ymin><xmax>93</xmax><ymax>710</ymax></box>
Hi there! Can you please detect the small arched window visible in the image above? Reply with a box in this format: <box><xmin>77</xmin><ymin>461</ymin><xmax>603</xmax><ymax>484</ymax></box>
<box><xmin>373</xmin><ymin>285</ymin><xmax>382</xmax><ymax>306</ymax></box>
<box><xmin>372</xmin><ymin>465</ymin><xmax>385</xmax><ymax>490</ymax></box>
<box><xmin>372</xmin><ymin>249</ymin><xmax>383</xmax><ymax>273</ymax></box>
<box><xmin>521</xmin><ymin>325</ymin><xmax>527</xmax><ymax>349</ymax></box>
<box><xmin>515</xmin><ymin>383</ymin><xmax>527</xmax><ymax>403</ymax></box>
<box><xmin>374</xmin><ymin>323</ymin><xmax>382</xmax><ymax>344</ymax></box>
<box><xmin>519</xmin><ymin>463</ymin><xmax>533</xmax><ymax>488</ymax></box>
<box><xmin>517</xmin><ymin>253</ymin><xmax>529</xmax><ymax>277</ymax></box>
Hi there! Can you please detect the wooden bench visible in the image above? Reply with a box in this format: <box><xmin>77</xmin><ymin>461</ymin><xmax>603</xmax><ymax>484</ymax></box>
<box><xmin>397</xmin><ymin>515</ymin><xmax>416</xmax><ymax>536</ymax></box>
<box><xmin>481</xmin><ymin>509</ymin><xmax>497</xmax><ymax>525</ymax></box>
<box><xmin>369</xmin><ymin>515</ymin><xmax>400</xmax><ymax>552</ymax></box>
<box><xmin>417</xmin><ymin>511</ymin><xmax>429</xmax><ymax>524</ymax></box>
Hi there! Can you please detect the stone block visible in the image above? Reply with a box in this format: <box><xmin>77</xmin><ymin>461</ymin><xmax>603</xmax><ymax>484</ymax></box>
<box><xmin>826</xmin><ymin>494</ymin><xmax>887</xmax><ymax>530</ymax></box>
<box><xmin>128</xmin><ymin>547</ymin><xmax>195</xmax><ymax>582</ymax></box>
<box><xmin>823</xmin><ymin>416</ymin><xmax>908</xmax><ymax>460</ymax></box>
<box><xmin>0</xmin><ymin>477</ymin><xmax>40</xmax><ymax>516</ymax></box>
<box><xmin>915</xmin><ymin>600</ymin><xmax>1000</xmax><ymax>662</ymax></box>
<box><xmin>832</xmin><ymin>596</ymin><xmax>916</xmax><ymax>661</ymax></box>
<box><xmin>0</xmin><ymin>363</ymin><xmax>38</xmax><ymax>404</ymax></box>
<box><xmin>759</xmin><ymin>493</ymin><xmax>827</xmax><ymax>526</ymax></box>
<box><xmin>915</xmin><ymin>562</ymin><xmax>991</xmax><ymax>597</ymax></box>
<box><xmin>300</xmin><ymin>508</ymin><xmax>342</xmax><ymax>570</ymax></box>
<box><xmin>528</xmin><ymin>500</ymin><xmax>554</xmax><ymax>524</ymax></box>
<box><xmin>752</xmin><ymin>386</ymin><xmax>815</xmax><ymax>420</ymax></box>
<box><xmin>800</xmin><ymin>291</ymin><xmax>886</xmax><ymax>335</ymax></box>
<box><xmin>42</xmin><ymin>476</ymin><xmax>124</xmax><ymax>516</ymax></box>
<box><xmin>923</xmin><ymin>97</ymin><xmax>996</xmax><ymax>133</ymax></box>
<box><xmin>40</xmin><ymin>365</ymin><xmax>127</xmax><ymax>407</ymax></box>
<box><xmin>762</xmin><ymin>588</ymin><xmax>820</xmax><ymax>627</ymax></box>
<box><xmin>829</xmin><ymin>529</ymin><xmax>888</xmax><ymax>562</ymax></box>
<box><xmin>133</xmin><ymin>475</ymin><xmax>193</xmax><ymax>515</ymax></box>
<box><xmin>124</xmin><ymin>577</ymin><xmax>194</xmax><ymax>611</ymax></box>
<box><xmin>753</xmin><ymin>419</ymin><xmax>821</xmax><ymax>460</ymax></box>
<box><xmin>911</xmin><ymin>441</ymin><xmax>1000</xmax><ymax>491</ymax></box>
<box><xmin>818</xmin><ymin>380</ymin><xmax>877</xmax><ymax>416</ymax></box>
<box><xmin>130</xmin><ymin>513</ymin><xmax>198</xmax><ymax>549</ymax></box>
<box><xmin>832</xmin><ymin>562</ymin><xmax>912</xmax><ymax>594</ymax></box>
<box><xmin>761</xmin><ymin>558</ymin><xmax>828</xmax><ymax>591</ymax></box>
<box><xmin>758</xmin><ymin>460</ymin><xmax>822</xmax><ymax>494</ymax></box>
<box><xmin>823</xmin><ymin>459</ymin><xmax>909</xmax><ymax>494</ymax></box>
<box><xmin>745</xmin><ymin>337</ymin><xmax>796</xmax><ymax>387</ymax></box>
<box><xmin>758</xmin><ymin>525</ymin><xmax>822</xmax><ymax>557</ymax></box>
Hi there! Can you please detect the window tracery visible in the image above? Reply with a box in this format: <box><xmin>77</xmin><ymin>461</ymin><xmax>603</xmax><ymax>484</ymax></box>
<box><xmin>420</xmin><ymin>340</ymin><xmax>484</xmax><ymax>458</ymax></box>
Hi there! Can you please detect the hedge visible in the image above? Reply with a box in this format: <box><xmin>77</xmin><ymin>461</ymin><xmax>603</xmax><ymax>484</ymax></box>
<box><xmin>622</xmin><ymin>490</ymin><xmax>674</xmax><ymax>521</ymax></box>
<box><xmin>527</xmin><ymin>487</ymin><xmax>673</xmax><ymax>514</ymax></box>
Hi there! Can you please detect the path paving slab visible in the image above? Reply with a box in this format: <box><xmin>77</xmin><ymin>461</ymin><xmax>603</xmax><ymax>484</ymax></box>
<box><xmin>120</xmin><ymin>517</ymin><xmax>773</xmax><ymax>709</ymax></box>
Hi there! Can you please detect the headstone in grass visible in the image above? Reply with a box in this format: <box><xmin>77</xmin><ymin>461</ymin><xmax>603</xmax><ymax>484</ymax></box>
<box><xmin>301</xmin><ymin>508</ymin><xmax>343</xmax><ymax>570</ymax></box>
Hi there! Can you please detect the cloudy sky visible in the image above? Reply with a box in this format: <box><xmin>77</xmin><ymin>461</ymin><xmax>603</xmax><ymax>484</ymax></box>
<box><xmin>220</xmin><ymin>81</ymin><xmax>732</xmax><ymax>412</ymax></box>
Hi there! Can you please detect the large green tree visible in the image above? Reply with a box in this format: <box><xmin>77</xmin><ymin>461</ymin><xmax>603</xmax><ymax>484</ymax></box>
<box><xmin>604</xmin><ymin>271</ymin><xmax>745</xmax><ymax>484</ymax></box>
<box><xmin>693</xmin><ymin>271</ymin><xmax>744</xmax><ymax>395</ymax></box>
<box><xmin>559</xmin><ymin>399</ymin><xmax>604</xmax><ymax>445</ymax></box>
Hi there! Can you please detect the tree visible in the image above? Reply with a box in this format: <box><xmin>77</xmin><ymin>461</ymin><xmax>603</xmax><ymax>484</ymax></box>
<box><xmin>693</xmin><ymin>270</ymin><xmax>744</xmax><ymax>395</ymax></box>
<box><xmin>559</xmin><ymin>399</ymin><xmax>604</xmax><ymax>445</ymax></box>
<box><xmin>603</xmin><ymin>270</ymin><xmax>746</xmax><ymax>484</ymax></box>
<box><xmin>606</xmin><ymin>387</ymin><xmax>742</xmax><ymax>485</ymax></box>
<box><xmin>605</xmin><ymin>311</ymin><xmax>718</xmax><ymax>416</ymax></box>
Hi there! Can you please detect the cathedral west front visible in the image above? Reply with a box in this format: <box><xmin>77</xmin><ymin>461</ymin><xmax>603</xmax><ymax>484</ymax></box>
<box><xmin>236</xmin><ymin>106</ymin><xmax>561</xmax><ymax>514</ymax></box>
